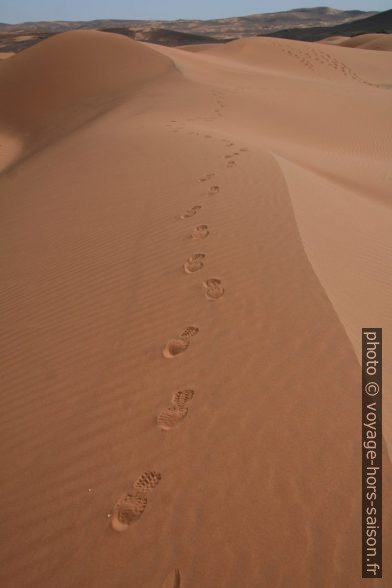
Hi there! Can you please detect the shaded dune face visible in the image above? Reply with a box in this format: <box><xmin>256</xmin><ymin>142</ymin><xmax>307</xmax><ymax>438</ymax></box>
<box><xmin>0</xmin><ymin>30</ymin><xmax>175</xmax><ymax>159</ymax></box>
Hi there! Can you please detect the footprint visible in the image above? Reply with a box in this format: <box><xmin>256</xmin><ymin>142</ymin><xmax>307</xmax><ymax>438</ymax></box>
<box><xmin>162</xmin><ymin>337</ymin><xmax>190</xmax><ymax>358</ymax></box>
<box><xmin>203</xmin><ymin>278</ymin><xmax>225</xmax><ymax>301</ymax></box>
<box><xmin>172</xmin><ymin>389</ymin><xmax>195</xmax><ymax>408</ymax></box>
<box><xmin>111</xmin><ymin>471</ymin><xmax>161</xmax><ymax>532</ymax></box>
<box><xmin>158</xmin><ymin>406</ymin><xmax>188</xmax><ymax>431</ymax></box>
<box><xmin>133</xmin><ymin>471</ymin><xmax>162</xmax><ymax>492</ymax></box>
<box><xmin>180</xmin><ymin>205</ymin><xmax>201</xmax><ymax>220</ymax></box>
<box><xmin>208</xmin><ymin>185</ymin><xmax>220</xmax><ymax>195</ymax></box>
<box><xmin>162</xmin><ymin>569</ymin><xmax>182</xmax><ymax>588</ymax></box>
<box><xmin>191</xmin><ymin>225</ymin><xmax>209</xmax><ymax>240</ymax></box>
<box><xmin>158</xmin><ymin>390</ymin><xmax>195</xmax><ymax>431</ymax></box>
<box><xmin>199</xmin><ymin>174</ymin><xmax>215</xmax><ymax>182</ymax></box>
<box><xmin>198</xmin><ymin>172</ymin><xmax>215</xmax><ymax>180</ymax></box>
<box><xmin>184</xmin><ymin>253</ymin><xmax>205</xmax><ymax>274</ymax></box>
<box><xmin>180</xmin><ymin>326</ymin><xmax>199</xmax><ymax>339</ymax></box>
<box><xmin>163</xmin><ymin>327</ymin><xmax>199</xmax><ymax>359</ymax></box>
<box><xmin>227</xmin><ymin>160</ymin><xmax>236</xmax><ymax>168</ymax></box>
<box><xmin>111</xmin><ymin>493</ymin><xmax>147</xmax><ymax>531</ymax></box>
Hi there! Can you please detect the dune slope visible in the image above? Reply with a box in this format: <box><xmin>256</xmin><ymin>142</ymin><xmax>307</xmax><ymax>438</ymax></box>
<box><xmin>0</xmin><ymin>32</ymin><xmax>391</xmax><ymax>588</ymax></box>
<box><xmin>0</xmin><ymin>30</ymin><xmax>174</xmax><ymax>168</ymax></box>
<box><xmin>341</xmin><ymin>33</ymin><xmax>392</xmax><ymax>51</ymax></box>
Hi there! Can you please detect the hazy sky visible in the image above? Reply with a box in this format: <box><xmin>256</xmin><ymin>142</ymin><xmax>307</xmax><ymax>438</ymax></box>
<box><xmin>0</xmin><ymin>1</ymin><xmax>390</xmax><ymax>24</ymax></box>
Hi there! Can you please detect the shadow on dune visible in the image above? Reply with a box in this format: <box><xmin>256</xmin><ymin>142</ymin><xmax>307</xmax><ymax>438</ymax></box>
<box><xmin>0</xmin><ymin>30</ymin><xmax>176</xmax><ymax>170</ymax></box>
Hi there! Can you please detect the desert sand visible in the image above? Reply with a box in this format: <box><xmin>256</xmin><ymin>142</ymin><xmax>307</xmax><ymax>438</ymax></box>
<box><xmin>0</xmin><ymin>30</ymin><xmax>391</xmax><ymax>587</ymax></box>
<box><xmin>340</xmin><ymin>33</ymin><xmax>392</xmax><ymax>51</ymax></box>
<box><xmin>321</xmin><ymin>33</ymin><xmax>392</xmax><ymax>51</ymax></box>
<box><xmin>0</xmin><ymin>51</ymin><xmax>15</xmax><ymax>60</ymax></box>
<box><xmin>319</xmin><ymin>35</ymin><xmax>351</xmax><ymax>45</ymax></box>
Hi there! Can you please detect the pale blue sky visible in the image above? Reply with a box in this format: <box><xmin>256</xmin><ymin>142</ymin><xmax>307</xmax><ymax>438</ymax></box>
<box><xmin>0</xmin><ymin>1</ymin><xmax>390</xmax><ymax>24</ymax></box>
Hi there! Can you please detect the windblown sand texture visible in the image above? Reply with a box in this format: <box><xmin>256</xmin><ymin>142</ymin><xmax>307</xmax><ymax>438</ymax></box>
<box><xmin>0</xmin><ymin>29</ymin><xmax>391</xmax><ymax>587</ymax></box>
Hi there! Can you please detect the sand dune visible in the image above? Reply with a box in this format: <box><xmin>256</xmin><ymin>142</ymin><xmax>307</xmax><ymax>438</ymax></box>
<box><xmin>319</xmin><ymin>35</ymin><xmax>351</xmax><ymax>45</ymax></box>
<box><xmin>0</xmin><ymin>51</ymin><xmax>15</xmax><ymax>59</ymax></box>
<box><xmin>320</xmin><ymin>33</ymin><xmax>392</xmax><ymax>51</ymax></box>
<box><xmin>340</xmin><ymin>33</ymin><xmax>392</xmax><ymax>51</ymax></box>
<box><xmin>0</xmin><ymin>30</ymin><xmax>174</xmax><ymax>167</ymax></box>
<box><xmin>0</xmin><ymin>31</ymin><xmax>391</xmax><ymax>587</ymax></box>
<box><xmin>179</xmin><ymin>43</ymin><xmax>223</xmax><ymax>53</ymax></box>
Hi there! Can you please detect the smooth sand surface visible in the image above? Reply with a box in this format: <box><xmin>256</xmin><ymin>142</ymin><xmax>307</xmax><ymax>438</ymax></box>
<box><xmin>179</xmin><ymin>43</ymin><xmax>225</xmax><ymax>53</ymax></box>
<box><xmin>0</xmin><ymin>51</ymin><xmax>16</xmax><ymax>60</ymax></box>
<box><xmin>0</xmin><ymin>30</ymin><xmax>391</xmax><ymax>587</ymax></box>
<box><xmin>319</xmin><ymin>35</ymin><xmax>351</xmax><ymax>45</ymax></box>
<box><xmin>321</xmin><ymin>33</ymin><xmax>392</xmax><ymax>52</ymax></box>
<box><xmin>340</xmin><ymin>33</ymin><xmax>392</xmax><ymax>52</ymax></box>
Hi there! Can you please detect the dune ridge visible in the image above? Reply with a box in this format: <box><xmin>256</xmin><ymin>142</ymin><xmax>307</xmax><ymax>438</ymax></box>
<box><xmin>0</xmin><ymin>31</ymin><xmax>391</xmax><ymax>587</ymax></box>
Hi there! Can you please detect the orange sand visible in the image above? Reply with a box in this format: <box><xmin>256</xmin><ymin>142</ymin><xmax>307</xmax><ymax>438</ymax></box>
<box><xmin>0</xmin><ymin>30</ymin><xmax>391</xmax><ymax>587</ymax></box>
<box><xmin>321</xmin><ymin>33</ymin><xmax>392</xmax><ymax>52</ymax></box>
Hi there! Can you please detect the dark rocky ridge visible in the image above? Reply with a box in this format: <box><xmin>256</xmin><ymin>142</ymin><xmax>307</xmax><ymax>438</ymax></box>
<box><xmin>264</xmin><ymin>9</ymin><xmax>392</xmax><ymax>41</ymax></box>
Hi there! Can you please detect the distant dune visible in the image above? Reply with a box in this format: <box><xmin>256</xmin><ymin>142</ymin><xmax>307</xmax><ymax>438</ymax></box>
<box><xmin>320</xmin><ymin>32</ymin><xmax>392</xmax><ymax>51</ymax></box>
<box><xmin>0</xmin><ymin>27</ymin><xmax>391</xmax><ymax>588</ymax></box>
<box><xmin>0</xmin><ymin>50</ymin><xmax>14</xmax><ymax>59</ymax></box>
<box><xmin>341</xmin><ymin>32</ymin><xmax>392</xmax><ymax>51</ymax></box>
<box><xmin>133</xmin><ymin>28</ymin><xmax>231</xmax><ymax>47</ymax></box>
<box><xmin>179</xmin><ymin>43</ymin><xmax>223</xmax><ymax>53</ymax></box>
<box><xmin>319</xmin><ymin>35</ymin><xmax>351</xmax><ymax>45</ymax></box>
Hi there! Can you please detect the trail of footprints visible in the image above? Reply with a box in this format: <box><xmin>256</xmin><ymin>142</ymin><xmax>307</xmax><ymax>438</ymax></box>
<box><xmin>273</xmin><ymin>40</ymin><xmax>382</xmax><ymax>87</ymax></box>
<box><xmin>112</xmin><ymin>109</ymin><xmax>249</xmax><ymax>585</ymax></box>
<box><xmin>111</xmin><ymin>136</ymin><xmax>247</xmax><ymax>519</ymax></box>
